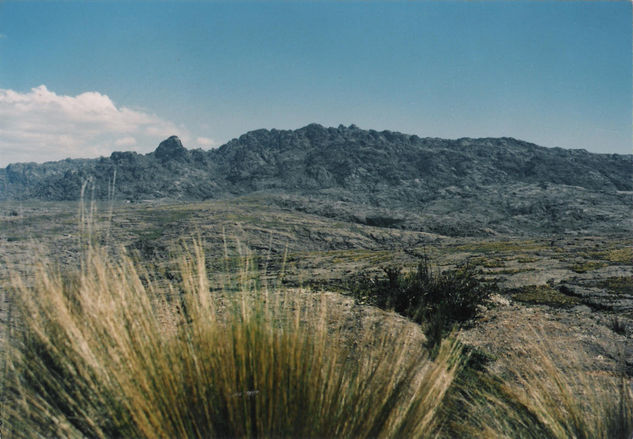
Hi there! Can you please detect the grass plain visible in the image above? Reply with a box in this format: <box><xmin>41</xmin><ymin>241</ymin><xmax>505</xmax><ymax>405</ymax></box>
<box><xmin>0</xmin><ymin>197</ymin><xmax>631</xmax><ymax>437</ymax></box>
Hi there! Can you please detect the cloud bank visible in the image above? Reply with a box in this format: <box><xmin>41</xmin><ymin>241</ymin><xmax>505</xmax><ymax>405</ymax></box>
<box><xmin>0</xmin><ymin>85</ymin><xmax>211</xmax><ymax>166</ymax></box>
<box><xmin>196</xmin><ymin>136</ymin><xmax>217</xmax><ymax>148</ymax></box>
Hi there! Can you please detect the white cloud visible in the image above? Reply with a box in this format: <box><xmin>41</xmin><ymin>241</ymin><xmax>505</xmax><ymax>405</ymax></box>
<box><xmin>115</xmin><ymin>136</ymin><xmax>138</xmax><ymax>147</ymax></box>
<box><xmin>0</xmin><ymin>34</ymin><xmax>6</xmax><ymax>39</ymax></box>
<box><xmin>196</xmin><ymin>136</ymin><xmax>217</xmax><ymax>148</ymax></box>
<box><xmin>0</xmin><ymin>85</ymin><xmax>193</xmax><ymax>165</ymax></box>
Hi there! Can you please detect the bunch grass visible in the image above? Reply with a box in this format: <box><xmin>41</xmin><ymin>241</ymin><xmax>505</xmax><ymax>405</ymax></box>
<box><xmin>1</xmin><ymin>241</ymin><xmax>462</xmax><ymax>438</ymax></box>
<box><xmin>448</xmin><ymin>328</ymin><xmax>633</xmax><ymax>439</ymax></box>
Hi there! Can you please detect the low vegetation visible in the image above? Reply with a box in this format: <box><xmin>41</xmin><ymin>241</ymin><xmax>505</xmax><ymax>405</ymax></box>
<box><xmin>591</xmin><ymin>247</ymin><xmax>633</xmax><ymax>264</ymax></box>
<box><xmin>454</xmin><ymin>240</ymin><xmax>543</xmax><ymax>254</ymax></box>
<box><xmin>511</xmin><ymin>284</ymin><xmax>582</xmax><ymax>308</ymax></box>
<box><xmin>446</xmin><ymin>332</ymin><xmax>633</xmax><ymax>439</ymax></box>
<box><xmin>571</xmin><ymin>260</ymin><xmax>608</xmax><ymax>273</ymax></box>
<box><xmin>1</xmin><ymin>243</ymin><xmax>461</xmax><ymax>438</ymax></box>
<box><xmin>350</xmin><ymin>257</ymin><xmax>495</xmax><ymax>348</ymax></box>
<box><xmin>1</xmin><ymin>238</ymin><xmax>631</xmax><ymax>438</ymax></box>
<box><xmin>600</xmin><ymin>277</ymin><xmax>633</xmax><ymax>295</ymax></box>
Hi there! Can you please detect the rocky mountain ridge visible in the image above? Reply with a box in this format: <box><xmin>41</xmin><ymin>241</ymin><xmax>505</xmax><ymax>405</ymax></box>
<box><xmin>1</xmin><ymin>124</ymin><xmax>630</xmax><ymax>236</ymax></box>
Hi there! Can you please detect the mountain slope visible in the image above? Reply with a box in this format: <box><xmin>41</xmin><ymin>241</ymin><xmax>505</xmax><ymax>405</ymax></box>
<box><xmin>1</xmin><ymin>124</ymin><xmax>630</xmax><ymax>236</ymax></box>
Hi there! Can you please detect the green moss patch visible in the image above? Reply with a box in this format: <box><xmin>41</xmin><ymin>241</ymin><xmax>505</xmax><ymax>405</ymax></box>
<box><xmin>329</xmin><ymin>249</ymin><xmax>392</xmax><ymax>264</ymax></box>
<box><xmin>591</xmin><ymin>248</ymin><xmax>633</xmax><ymax>265</ymax></box>
<box><xmin>496</xmin><ymin>267</ymin><xmax>535</xmax><ymax>275</ymax></box>
<box><xmin>516</xmin><ymin>256</ymin><xmax>540</xmax><ymax>263</ymax></box>
<box><xmin>511</xmin><ymin>285</ymin><xmax>582</xmax><ymax>308</ymax></box>
<box><xmin>455</xmin><ymin>240</ymin><xmax>542</xmax><ymax>254</ymax></box>
<box><xmin>599</xmin><ymin>277</ymin><xmax>633</xmax><ymax>295</ymax></box>
<box><xmin>570</xmin><ymin>261</ymin><xmax>608</xmax><ymax>273</ymax></box>
<box><xmin>469</xmin><ymin>256</ymin><xmax>505</xmax><ymax>268</ymax></box>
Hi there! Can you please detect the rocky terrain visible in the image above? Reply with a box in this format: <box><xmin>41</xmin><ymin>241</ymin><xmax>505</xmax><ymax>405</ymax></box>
<box><xmin>1</xmin><ymin>124</ymin><xmax>630</xmax><ymax>236</ymax></box>
<box><xmin>1</xmin><ymin>125</ymin><xmax>631</xmax><ymax>403</ymax></box>
<box><xmin>1</xmin><ymin>197</ymin><xmax>631</xmax><ymax>378</ymax></box>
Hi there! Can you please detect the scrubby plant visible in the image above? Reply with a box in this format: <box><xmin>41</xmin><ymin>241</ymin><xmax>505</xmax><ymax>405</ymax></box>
<box><xmin>609</xmin><ymin>316</ymin><xmax>627</xmax><ymax>336</ymax></box>
<box><xmin>2</xmin><ymin>231</ymin><xmax>630</xmax><ymax>439</ymax></box>
<box><xmin>444</xmin><ymin>328</ymin><xmax>633</xmax><ymax>439</ymax></box>
<box><xmin>1</xmin><ymin>243</ymin><xmax>462</xmax><ymax>438</ymax></box>
<box><xmin>350</xmin><ymin>256</ymin><xmax>495</xmax><ymax>348</ymax></box>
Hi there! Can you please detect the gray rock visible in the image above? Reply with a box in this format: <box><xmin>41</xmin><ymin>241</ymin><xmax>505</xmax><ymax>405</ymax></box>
<box><xmin>0</xmin><ymin>124</ymin><xmax>630</xmax><ymax>236</ymax></box>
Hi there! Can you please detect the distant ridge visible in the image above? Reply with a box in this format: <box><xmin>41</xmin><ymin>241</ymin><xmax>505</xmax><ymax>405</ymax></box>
<box><xmin>1</xmin><ymin>124</ymin><xmax>630</xmax><ymax>235</ymax></box>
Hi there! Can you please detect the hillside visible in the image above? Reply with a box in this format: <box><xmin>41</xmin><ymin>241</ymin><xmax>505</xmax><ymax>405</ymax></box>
<box><xmin>1</xmin><ymin>126</ymin><xmax>632</xmax><ymax>435</ymax></box>
<box><xmin>1</xmin><ymin>124</ymin><xmax>630</xmax><ymax>236</ymax></box>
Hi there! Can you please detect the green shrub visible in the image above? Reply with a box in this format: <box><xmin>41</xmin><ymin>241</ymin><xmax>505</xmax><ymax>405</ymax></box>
<box><xmin>350</xmin><ymin>256</ymin><xmax>495</xmax><ymax>348</ymax></box>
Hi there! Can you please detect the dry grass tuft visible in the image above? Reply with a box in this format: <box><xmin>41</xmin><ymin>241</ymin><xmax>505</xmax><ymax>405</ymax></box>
<box><xmin>1</xmin><ymin>224</ymin><xmax>631</xmax><ymax>438</ymax></box>
<box><xmin>1</xmin><ymin>242</ymin><xmax>461</xmax><ymax>438</ymax></box>
<box><xmin>450</xmin><ymin>327</ymin><xmax>633</xmax><ymax>439</ymax></box>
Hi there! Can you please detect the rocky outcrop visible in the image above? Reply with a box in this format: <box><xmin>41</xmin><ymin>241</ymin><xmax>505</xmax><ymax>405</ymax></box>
<box><xmin>154</xmin><ymin>136</ymin><xmax>189</xmax><ymax>163</ymax></box>
<box><xmin>0</xmin><ymin>124</ymin><xmax>630</xmax><ymax>236</ymax></box>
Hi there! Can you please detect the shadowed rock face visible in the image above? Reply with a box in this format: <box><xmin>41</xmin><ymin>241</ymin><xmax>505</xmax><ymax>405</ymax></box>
<box><xmin>0</xmin><ymin>124</ymin><xmax>630</xmax><ymax>236</ymax></box>
<box><xmin>154</xmin><ymin>136</ymin><xmax>189</xmax><ymax>163</ymax></box>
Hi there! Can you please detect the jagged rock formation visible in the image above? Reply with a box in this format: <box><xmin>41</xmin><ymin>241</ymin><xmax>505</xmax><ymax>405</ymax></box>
<box><xmin>1</xmin><ymin>124</ymin><xmax>630</xmax><ymax>236</ymax></box>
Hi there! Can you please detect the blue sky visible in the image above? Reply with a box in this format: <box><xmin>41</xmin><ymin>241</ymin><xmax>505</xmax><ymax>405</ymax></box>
<box><xmin>0</xmin><ymin>1</ymin><xmax>631</xmax><ymax>165</ymax></box>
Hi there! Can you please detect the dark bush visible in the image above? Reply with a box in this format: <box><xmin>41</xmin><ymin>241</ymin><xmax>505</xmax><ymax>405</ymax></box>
<box><xmin>350</xmin><ymin>256</ymin><xmax>495</xmax><ymax>348</ymax></box>
<box><xmin>610</xmin><ymin>316</ymin><xmax>627</xmax><ymax>336</ymax></box>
